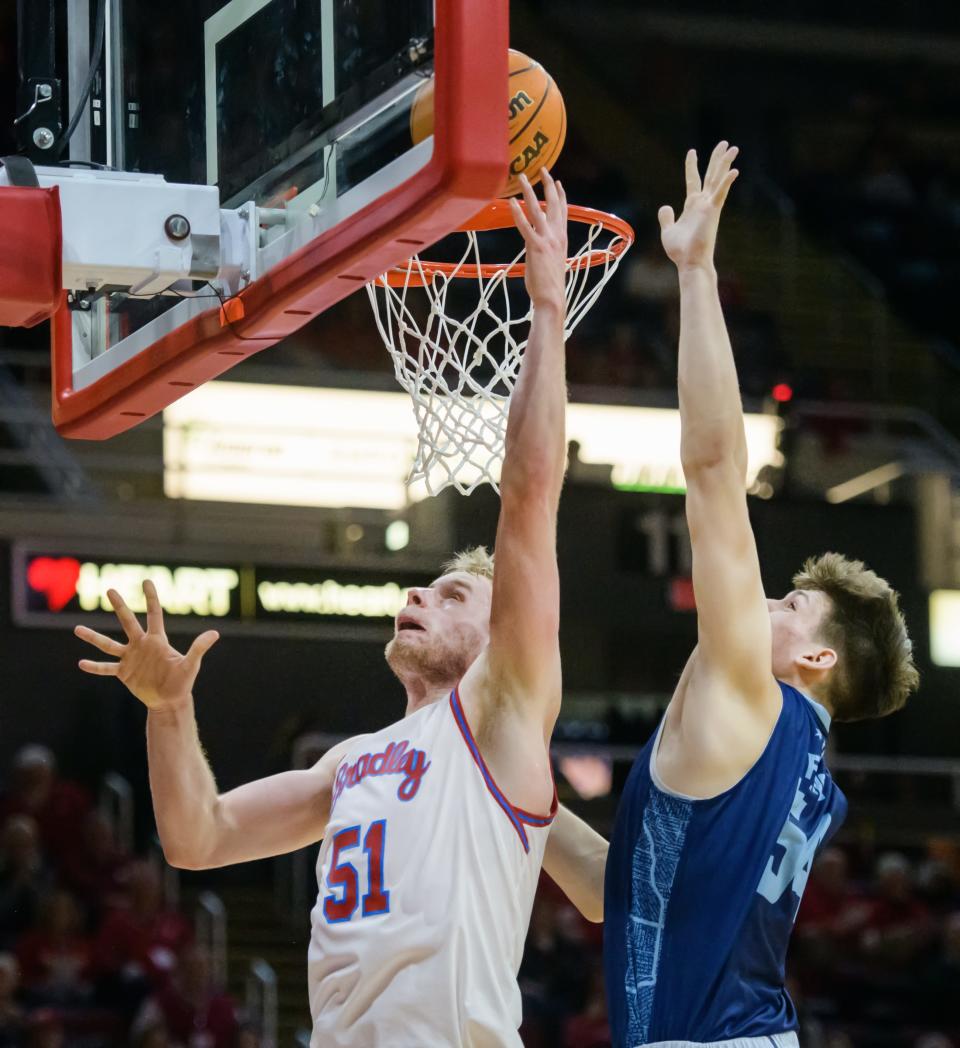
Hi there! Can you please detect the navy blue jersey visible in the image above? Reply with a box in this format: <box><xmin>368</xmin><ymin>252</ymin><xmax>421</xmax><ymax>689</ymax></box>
<box><xmin>604</xmin><ymin>680</ymin><xmax>847</xmax><ymax>1046</ymax></box>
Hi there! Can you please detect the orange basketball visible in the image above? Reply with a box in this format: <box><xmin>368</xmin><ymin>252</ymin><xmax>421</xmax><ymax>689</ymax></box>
<box><xmin>409</xmin><ymin>48</ymin><xmax>567</xmax><ymax>198</ymax></box>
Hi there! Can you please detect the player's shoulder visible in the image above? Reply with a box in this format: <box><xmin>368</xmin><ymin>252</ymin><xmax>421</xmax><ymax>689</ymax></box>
<box><xmin>316</xmin><ymin>732</ymin><xmax>374</xmax><ymax>770</ymax></box>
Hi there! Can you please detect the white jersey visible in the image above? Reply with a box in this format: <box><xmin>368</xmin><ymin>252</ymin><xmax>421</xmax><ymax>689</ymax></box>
<box><xmin>308</xmin><ymin>688</ymin><xmax>556</xmax><ymax>1048</ymax></box>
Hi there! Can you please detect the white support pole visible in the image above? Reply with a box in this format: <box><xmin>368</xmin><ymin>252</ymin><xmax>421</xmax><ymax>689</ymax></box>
<box><xmin>246</xmin><ymin>959</ymin><xmax>278</xmax><ymax>1048</ymax></box>
<box><xmin>66</xmin><ymin>0</ymin><xmax>92</xmax><ymax>163</ymax></box>
<box><xmin>99</xmin><ymin>771</ymin><xmax>133</xmax><ymax>852</ymax></box>
<box><xmin>196</xmin><ymin>891</ymin><xmax>229</xmax><ymax>987</ymax></box>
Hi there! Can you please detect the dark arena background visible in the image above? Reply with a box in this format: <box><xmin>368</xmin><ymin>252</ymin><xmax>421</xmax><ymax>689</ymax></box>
<box><xmin>2</xmin><ymin>2</ymin><xmax>960</xmax><ymax>1046</ymax></box>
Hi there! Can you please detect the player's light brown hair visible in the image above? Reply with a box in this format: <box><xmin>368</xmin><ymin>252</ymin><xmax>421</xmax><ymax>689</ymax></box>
<box><xmin>793</xmin><ymin>552</ymin><xmax>918</xmax><ymax>722</ymax></box>
<box><xmin>442</xmin><ymin>546</ymin><xmax>494</xmax><ymax>581</ymax></box>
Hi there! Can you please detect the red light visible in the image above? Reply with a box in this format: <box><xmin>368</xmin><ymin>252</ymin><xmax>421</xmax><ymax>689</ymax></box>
<box><xmin>772</xmin><ymin>383</ymin><xmax>793</xmax><ymax>403</ymax></box>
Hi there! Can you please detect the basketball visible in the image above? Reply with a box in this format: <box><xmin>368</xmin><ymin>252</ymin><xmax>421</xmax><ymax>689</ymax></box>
<box><xmin>409</xmin><ymin>48</ymin><xmax>567</xmax><ymax>198</ymax></box>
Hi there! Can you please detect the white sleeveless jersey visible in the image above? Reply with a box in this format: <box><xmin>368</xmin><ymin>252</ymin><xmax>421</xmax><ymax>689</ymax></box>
<box><xmin>307</xmin><ymin>688</ymin><xmax>556</xmax><ymax>1047</ymax></box>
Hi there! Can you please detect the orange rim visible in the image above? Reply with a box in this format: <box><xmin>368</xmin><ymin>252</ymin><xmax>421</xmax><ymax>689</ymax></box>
<box><xmin>380</xmin><ymin>200</ymin><xmax>635</xmax><ymax>288</ymax></box>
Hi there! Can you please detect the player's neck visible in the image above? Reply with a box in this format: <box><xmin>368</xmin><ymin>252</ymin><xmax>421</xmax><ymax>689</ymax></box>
<box><xmin>402</xmin><ymin>677</ymin><xmax>454</xmax><ymax>717</ymax></box>
<box><xmin>778</xmin><ymin>668</ymin><xmax>835</xmax><ymax>717</ymax></box>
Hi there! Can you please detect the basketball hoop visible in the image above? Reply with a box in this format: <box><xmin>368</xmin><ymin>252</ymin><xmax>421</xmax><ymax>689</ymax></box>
<box><xmin>368</xmin><ymin>199</ymin><xmax>634</xmax><ymax>497</ymax></box>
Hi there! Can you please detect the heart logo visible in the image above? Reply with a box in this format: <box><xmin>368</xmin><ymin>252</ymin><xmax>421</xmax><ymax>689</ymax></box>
<box><xmin>27</xmin><ymin>557</ymin><xmax>82</xmax><ymax>612</ymax></box>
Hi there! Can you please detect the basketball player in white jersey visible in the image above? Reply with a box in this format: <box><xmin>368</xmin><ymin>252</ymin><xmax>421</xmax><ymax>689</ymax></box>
<box><xmin>75</xmin><ymin>170</ymin><xmax>569</xmax><ymax>1047</ymax></box>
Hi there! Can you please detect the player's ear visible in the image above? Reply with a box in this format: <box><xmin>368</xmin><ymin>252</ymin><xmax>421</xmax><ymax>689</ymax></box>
<box><xmin>795</xmin><ymin>646</ymin><xmax>837</xmax><ymax>674</ymax></box>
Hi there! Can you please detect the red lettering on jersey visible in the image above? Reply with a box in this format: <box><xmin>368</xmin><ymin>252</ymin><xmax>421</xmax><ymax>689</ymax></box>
<box><xmin>397</xmin><ymin>749</ymin><xmax>430</xmax><ymax>801</ymax></box>
<box><xmin>332</xmin><ymin>740</ymin><xmax>432</xmax><ymax>810</ymax></box>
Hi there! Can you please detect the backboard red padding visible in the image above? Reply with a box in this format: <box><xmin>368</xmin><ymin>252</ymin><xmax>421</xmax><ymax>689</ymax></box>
<box><xmin>52</xmin><ymin>0</ymin><xmax>510</xmax><ymax>440</ymax></box>
<box><xmin>0</xmin><ymin>186</ymin><xmax>63</xmax><ymax>327</ymax></box>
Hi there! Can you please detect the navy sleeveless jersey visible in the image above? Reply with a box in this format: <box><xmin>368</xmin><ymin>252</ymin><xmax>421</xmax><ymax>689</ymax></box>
<box><xmin>604</xmin><ymin>681</ymin><xmax>847</xmax><ymax>1046</ymax></box>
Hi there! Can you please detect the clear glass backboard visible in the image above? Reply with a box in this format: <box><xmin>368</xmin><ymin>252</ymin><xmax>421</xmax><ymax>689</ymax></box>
<box><xmin>51</xmin><ymin>0</ymin><xmax>509</xmax><ymax>437</ymax></box>
<box><xmin>78</xmin><ymin>0</ymin><xmax>434</xmax><ymax>205</ymax></box>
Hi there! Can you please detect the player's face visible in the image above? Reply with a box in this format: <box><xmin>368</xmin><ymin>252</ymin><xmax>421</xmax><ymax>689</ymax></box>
<box><xmin>766</xmin><ymin>588</ymin><xmax>832</xmax><ymax>679</ymax></box>
<box><xmin>385</xmin><ymin>572</ymin><xmax>492</xmax><ymax>688</ymax></box>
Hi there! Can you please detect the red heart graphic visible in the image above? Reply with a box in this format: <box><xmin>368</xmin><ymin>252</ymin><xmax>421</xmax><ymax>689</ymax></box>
<box><xmin>27</xmin><ymin>557</ymin><xmax>82</xmax><ymax>612</ymax></box>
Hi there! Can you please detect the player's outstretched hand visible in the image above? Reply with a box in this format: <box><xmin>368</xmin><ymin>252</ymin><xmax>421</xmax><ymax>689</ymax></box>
<box><xmin>658</xmin><ymin>141</ymin><xmax>739</xmax><ymax>273</ymax></box>
<box><xmin>509</xmin><ymin>169</ymin><xmax>568</xmax><ymax>313</ymax></box>
<box><xmin>75</xmin><ymin>580</ymin><xmax>219</xmax><ymax>711</ymax></box>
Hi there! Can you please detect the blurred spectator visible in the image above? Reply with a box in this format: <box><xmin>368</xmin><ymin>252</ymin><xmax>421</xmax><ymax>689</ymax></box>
<box><xmin>94</xmin><ymin>861</ymin><xmax>192</xmax><ymax>1010</ymax></box>
<box><xmin>0</xmin><ymin>818</ymin><xmax>52</xmax><ymax>950</ymax></box>
<box><xmin>603</xmin><ymin>326</ymin><xmax>641</xmax><ymax>387</ymax></box>
<box><xmin>917</xmin><ymin>858</ymin><xmax>960</xmax><ymax>919</ymax></box>
<box><xmin>625</xmin><ymin>234</ymin><xmax>679</xmax><ymax>303</ymax></box>
<box><xmin>791</xmin><ymin>85</ymin><xmax>960</xmax><ymax>351</ymax></box>
<box><xmin>622</xmin><ymin>231</ymin><xmax>679</xmax><ymax>332</ymax></box>
<box><xmin>134</xmin><ymin>1025</ymin><xmax>172</xmax><ymax>1048</ymax></box>
<box><xmin>859</xmin><ymin>852</ymin><xmax>934</xmax><ymax>970</ymax></box>
<box><xmin>0</xmin><ymin>747</ymin><xmax>91</xmax><ymax>868</ymax></box>
<box><xmin>234</xmin><ymin>1025</ymin><xmax>260</xmax><ymax>1048</ymax></box>
<box><xmin>566</xmin><ymin>441</ymin><xmax>614</xmax><ymax>487</ymax></box>
<box><xmin>0</xmin><ymin>954</ymin><xmax>25</xmax><ymax>1048</ymax></box>
<box><xmin>59</xmin><ymin>811</ymin><xmax>131</xmax><ymax>922</ymax></box>
<box><xmin>16</xmin><ymin>890</ymin><xmax>94</xmax><ymax>1009</ymax></box>
<box><xmin>23</xmin><ymin>1012</ymin><xmax>62</xmax><ymax>1048</ymax></box>
<box><xmin>518</xmin><ymin>896</ymin><xmax>589</xmax><ymax>1045</ymax></box>
<box><xmin>796</xmin><ymin>847</ymin><xmax>872</xmax><ymax>958</ymax></box>
<box><xmin>917</xmin><ymin>911</ymin><xmax>960</xmax><ymax>1032</ymax></box>
<box><xmin>562</xmin><ymin>964</ymin><xmax>610</xmax><ymax>1048</ymax></box>
<box><xmin>132</xmin><ymin>945</ymin><xmax>238</xmax><ymax>1048</ymax></box>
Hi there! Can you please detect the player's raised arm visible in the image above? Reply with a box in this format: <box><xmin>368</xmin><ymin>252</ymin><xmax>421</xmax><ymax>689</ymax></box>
<box><xmin>76</xmin><ymin>581</ymin><xmax>352</xmax><ymax>869</ymax></box>
<box><xmin>479</xmin><ymin>170</ymin><xmax>569</xmax><ymax>727</ymax></box>
<box><xmin>660</xmin><ymin>143</ymin><xmax>779</xmax><ymax>715</ymax></box>
<box><xmin>543</xmin><ymin>805</ymin><xmax>609</xmax><ymax>922</ymax></box>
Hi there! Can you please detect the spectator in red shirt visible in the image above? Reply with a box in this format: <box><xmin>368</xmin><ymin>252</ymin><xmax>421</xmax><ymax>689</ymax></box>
<box><xmin>59</xmin><ymin>811</ymin><xmax>130</xmax><ymax>922</ymax></box>
<box><xmin>16</xmin><ymin>889</ymin><xmax>94</xmax><ymax>1009</ymax></box>
<box><xmin>94</xmin><ymin>861</ymin><xmax>192</xmax><ymax>1013</ymax></box>
<box><xmin>0</xmin><ymin>817</ymin><xmax>52</xmax><ymax>950</ymax></box>
<box><xmin>797</xmin><ymin>848</ymin><xmax>873</xmax><ymax>946</ymax></box>
<box><xmin>132</xmin><ymin>945</ymin><xmax>238</xmax><ymax>1048</ymax></box>
<box><xmin>793</xmin><ymin>847</ymin><xmax>874</xmax><ymax>1000</ymax></box>
<box><xmin>860</xmin><ymin>852</ymin><xmax>935</xmax><ymax>969</ymax></box>
<box><xmin>0</xmin><ymin>748</ymin><xmax>90</xmax><ymax>869</ymax></box>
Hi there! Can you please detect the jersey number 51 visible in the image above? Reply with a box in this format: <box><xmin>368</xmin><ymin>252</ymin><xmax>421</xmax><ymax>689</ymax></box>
<box><xmin>323</xmin><ymin>820</ymin><xmax>390</xmax><ymax>922</ymax></box>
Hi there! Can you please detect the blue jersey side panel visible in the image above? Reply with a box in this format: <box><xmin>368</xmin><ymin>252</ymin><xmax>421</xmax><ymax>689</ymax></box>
<box><xmin>604</xmin><ymin>681</ymin><xmax>847</xmax><ymax>1046</ymax></box>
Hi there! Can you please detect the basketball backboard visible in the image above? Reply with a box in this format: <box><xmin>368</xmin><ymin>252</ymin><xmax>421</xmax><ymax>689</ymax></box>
<box><xmin>39</xmin><ymin>0</ymin><xmax>509</xmax><ymax>437</ymax></box>
<box><xmin>70</xmin><ymin>0</ymin><xmax>438</xmax><ymax>205</ymax></box>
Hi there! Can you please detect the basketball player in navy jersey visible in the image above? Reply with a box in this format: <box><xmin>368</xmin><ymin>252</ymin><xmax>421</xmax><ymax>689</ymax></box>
<box><xmin>544</xmin><ymin>143</ymin><xmax>919</xmax><ymax>1047</ymax></box>
<box><xmin>74</xmin><ymin>172</ymin><xmax>572</xmax><ymax>1047</ymax></box>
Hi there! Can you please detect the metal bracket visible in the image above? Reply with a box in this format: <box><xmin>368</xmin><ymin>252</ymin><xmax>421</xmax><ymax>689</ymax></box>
<box><xmin>217</xmin><ymin>203</ymin><xmax>258</xmax><ymax>298</ymax></box>
<box><xmin>14</xmin><ymin>81</ymin><xmax>55</xmax><ymax>125</ymax></box>
<box><xmin>16</xmin><ymin>79</ymin><xmax>63</xmax><ymax>161</ymax></box>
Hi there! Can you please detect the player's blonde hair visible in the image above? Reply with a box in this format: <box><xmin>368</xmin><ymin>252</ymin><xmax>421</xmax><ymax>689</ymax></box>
<box><xmin>442</xmin><ymin>546</ymin><xmax>494</xmax><ymax>581</ymax></box>
<box><xmin>793</xmin><ymin>552</ymin><xmax>918</xmax><ymax>722</ymax></box>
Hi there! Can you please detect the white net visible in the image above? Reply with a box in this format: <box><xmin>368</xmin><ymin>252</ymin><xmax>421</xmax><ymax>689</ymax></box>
<box><xmin>367</xmin><ymin>209</ymin><xmax>633</xmax><ymax>497</ymax></box>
